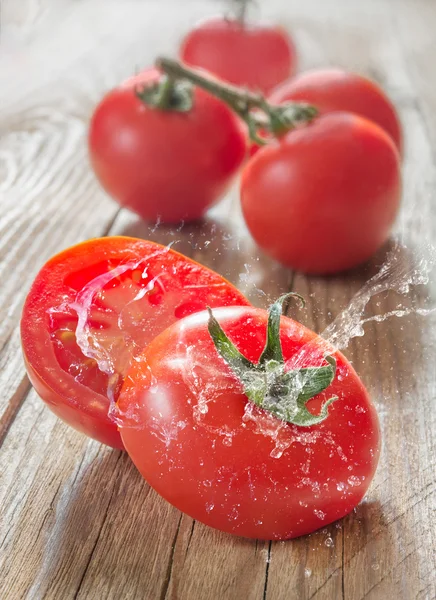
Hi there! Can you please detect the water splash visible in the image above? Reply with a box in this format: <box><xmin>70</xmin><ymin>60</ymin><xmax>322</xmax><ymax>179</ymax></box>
<box><xmin>252</xmin><ymin>242</ymin><xmax>436</xmax><ymax>457</ymax></box>
<box><xmin>72</xmin><ymin>258</ymin><xmax>144</xmax><ymax>376</ymax></box>
<box><xmin>321</xmin><ymin>243</ymin><xmax>436</xmax><ymax>351</ymax></box>
<box><xmin>54</xmin><ymin>238</ymin><xmax>436</xmax><ymax>459</ymax></box>
<box><xmin>283</xmin><ymin>242</ymin><xmax>436</xmax><ymax>378</ymax></box>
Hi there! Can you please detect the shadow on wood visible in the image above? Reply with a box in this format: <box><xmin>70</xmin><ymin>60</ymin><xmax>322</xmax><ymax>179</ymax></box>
<box><xmin>118</xmin><ymin>213</ymin><xmax>293</xmax><ymax>308</ymax></box>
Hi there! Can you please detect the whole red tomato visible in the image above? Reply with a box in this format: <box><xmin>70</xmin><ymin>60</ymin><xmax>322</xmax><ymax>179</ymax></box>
<box><xmin>269</xmin><ymin>68</ymin><xmax>402</xmax><ymax>154</ymax></box>
<box><xmin>118</xmin><ymin>300</ymin><xmax>380</xmax><ymax>540</ymax></box>
<box><xmin>88</xmin><ymin>70</ymin><xmax>247</xmax><ymax>223</ymax></box>
<box><xmin>180</xmin><ymin>17</ymin><xmax>297</xmax><ymax>94</ymax></box>
<box><xmin>21</xmin><ymin>237</ymin><xmax>249</xmax><ymax>448</ymax></box>
<box><xmin>241</xmin><ymin>112</ymin><xmax>401</xmax><ymax>274</ymax></box>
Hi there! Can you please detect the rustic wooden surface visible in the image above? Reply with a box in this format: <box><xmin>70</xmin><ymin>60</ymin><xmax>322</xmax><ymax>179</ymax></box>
<box><xmin>1</xmin><ymin>1</ymin><xmax>435</xmax><ymax>599</ymax></box>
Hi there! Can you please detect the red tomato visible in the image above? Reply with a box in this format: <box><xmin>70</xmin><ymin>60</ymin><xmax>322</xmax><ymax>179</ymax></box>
<box><xmin>21</xmin><ymin>237</ymin><xmax>249</xmax><ymax>448</ymax></box>
<box><xmin>88</xmin><ymin>69</ymin><xmax>247</xmax><ymax>223</ymax></box>
<box><xmin>118</xmin><ymin>305</ymin><xmax>380</xmax><ymax>540</ymax></box>
<box><xmin>241</xmin><ymin>112</ymin><xmax>401</xmax><ymax>275</ymax></box>
<box><xmin>180</xmin><ymin>17</ymin><xmax>297</xmax><ymax>94</ymax></box>
<box><xmin>269</xmin><ymin>68</ymin><xmax>403</xmax><ymax>154</ymax></box>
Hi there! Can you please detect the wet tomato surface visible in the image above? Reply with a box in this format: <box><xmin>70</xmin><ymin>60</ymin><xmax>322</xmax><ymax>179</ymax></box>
<box><xmin>119</xmin><ymin>305</ymin><xmax>380</xmax><ymax>539</ymax></box>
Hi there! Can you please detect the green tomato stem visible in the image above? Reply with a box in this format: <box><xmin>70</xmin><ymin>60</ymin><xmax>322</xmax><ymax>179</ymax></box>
<box><xmin>155</xmin><ymin>57</ymin><xmax>318</xmax><ymax>144</ymax></box>
<box><xmin>233</xmin><ymin>0</ymin><xmax>250</xmax><ymax>25</ymax></box>
<box><xmin>155</xmin><ymin>75</ymin><xmax>176</xmax><ymax>110</ymax></box>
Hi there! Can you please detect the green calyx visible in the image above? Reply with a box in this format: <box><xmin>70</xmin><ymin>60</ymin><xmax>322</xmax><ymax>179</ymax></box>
<box><xmin>259</xmin><ymin>98</ymin><xmax>319</xmax><ymax>139</ymax></box>
<box><xmin>135</xmin><ymin>75</ymin><xmax>193</xmax><ymax>112</ymax></box>
<box><xmin>207</xmin><ymin>294</ymin><xmax>338</xmax><ymax>427</ymax></box>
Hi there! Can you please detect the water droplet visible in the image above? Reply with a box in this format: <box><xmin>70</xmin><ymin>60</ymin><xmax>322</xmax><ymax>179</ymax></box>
<box><xmin>304</xmin><ymin>568</ymin><xmax>312</xmax><ymax>578</ymax></box>
<box><xmin>205</xmin><ymin>502</ymin><xmax>214</xmax><ymax>513</ymax></box>
<box><xmin>371</xmin><ymin>563</ymin><xmax>380</xmax><ymax>571</ymax></box>
<box><xmin>347</xmin><ymin>476</ymin><xmax>363</xmax><ymax>487</ymax></box>
<box><xmin>261</xmin><ymin>549</ymin><xmax>271</xmax><ymax>563</ymax></box>
<box><xmin>324</xmin><ymin>537</ymin><xmax>334</xmax><ymax>547</ymax></box>
<box><xmin>229</xmin><ymin>507</ymin><xmax>239</xmax><ymax>521</ymax></box>
<box><xmin>314</xmin><ymin>509</ymin><xmax>326</xmax><ymax>520</ymax></box>
<box><xmin>270</xmin><ymin>446</ymin><xmax>284</xmax><ymax>459</ymax></box>
<box><xmin>336</xmin><ymin>482</ymin><xmax>345</xmax><ymax>491</ymax></box>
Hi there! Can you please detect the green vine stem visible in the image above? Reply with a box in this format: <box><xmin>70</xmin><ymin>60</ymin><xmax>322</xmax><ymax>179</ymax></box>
<box><xmin>208</xmin><ymin>294</ymin><xmax>338</xmax><ymax>427</ymax></box>
<box><xmin>140</xmin><ymin>57</ymin><xmax>318</xmax><ymax>144</ymax></box>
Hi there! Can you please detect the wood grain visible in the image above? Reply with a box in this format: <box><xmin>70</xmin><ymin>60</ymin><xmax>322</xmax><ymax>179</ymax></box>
<box><xmin>0</xmin><ymin>1</ymin><xmax>435</xmax><ymax>599</ymax></box>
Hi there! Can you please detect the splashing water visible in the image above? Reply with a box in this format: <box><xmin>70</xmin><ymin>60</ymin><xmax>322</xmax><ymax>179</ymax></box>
<box><xmin>55</xmin><ymin>239</ymin><xmax>436</xmax><ymax>456</ymax></box>
<box><xmin>321</xmin><ymin>243</ymin><xmax>436</xmax><ymax>351</ymax></box>
<box><xmin>72</xmin><ymin>258</ymin><xmax>144</xmax><ymax>376</ymax></box>
<box><xmin>284</xmin><ymin>243</ymin><xmax>436</xmax><ymax>377</ymax></box>
<box><xmin>255</xmin><ymin>242</ymin><xmax>436</xmax><ymax>450</ymax></box>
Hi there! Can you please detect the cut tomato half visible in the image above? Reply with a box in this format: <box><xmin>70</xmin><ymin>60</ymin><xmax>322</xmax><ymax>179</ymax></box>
<box><xmin>21</xmin><ymin>236</ymin><xmax>249</xmax><ymax>448</ymax></box>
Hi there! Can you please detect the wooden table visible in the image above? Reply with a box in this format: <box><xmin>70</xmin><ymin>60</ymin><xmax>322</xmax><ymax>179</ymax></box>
<box><xmin>1</xmin><ymin>1</ymin><xmax>435</xmax><ymax>598</ymax></box>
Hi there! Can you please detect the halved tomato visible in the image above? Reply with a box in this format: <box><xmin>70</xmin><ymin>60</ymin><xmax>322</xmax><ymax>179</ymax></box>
<box><xmin>21</xmin><ymin>236</ymin><xmax>249</xmax><ymax>448</ymax></box>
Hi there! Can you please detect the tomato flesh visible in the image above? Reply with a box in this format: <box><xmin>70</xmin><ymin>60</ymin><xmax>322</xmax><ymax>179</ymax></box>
<box><xmin>21</xmin><ymin>237</ymin><xmax>249</xmax><ymax>448</ymax></box>
<box><xmin>118</xmin><ymin>306</ymin><xmax>380</xmax><ymax>540</ymax></box>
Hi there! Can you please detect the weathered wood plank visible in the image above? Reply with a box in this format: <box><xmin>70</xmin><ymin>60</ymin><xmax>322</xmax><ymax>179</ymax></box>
<box><xmin>0</xmin><ymin>1</ymin><xmax>435</xmax><ymax>600</ymax></box>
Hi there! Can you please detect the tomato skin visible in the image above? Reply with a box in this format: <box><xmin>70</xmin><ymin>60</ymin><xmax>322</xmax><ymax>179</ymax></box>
<box><xmin>21</xmin><ymin>237</ymin><xmax>249</xmax><ymax>449</ymax></box>
<box><xmin>23</xmin><ymin>354</ymin><xmax>123</xmax><ymax>448</ymax></box>
<box><xmin>88</xmin><ymin>70</ymin><xmax>247</xmax><ymax>223</ymax></box>
<box><xmin>119</xmin><ymin>306</ymin><xmax>380</xmax><ymax>540</ymax></box>
<box><xmin>241</xmin><ymin>112</ymin><xmax>401</xmax><ymax>275</ymax></box>
<box><xmin>269</xmin><ymin>68</ymin><xmax>402</xmax><ymax>154</ymax></box>
<box><xmin>180</xmin><ymin>17</ymin><xmax>297</xmax><ymax>94</ymax></box>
